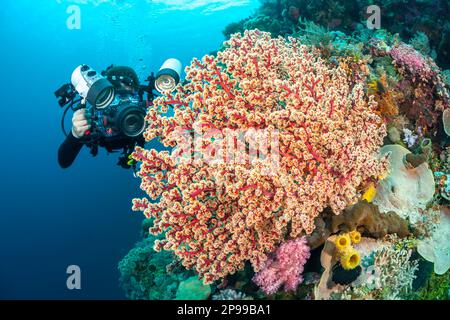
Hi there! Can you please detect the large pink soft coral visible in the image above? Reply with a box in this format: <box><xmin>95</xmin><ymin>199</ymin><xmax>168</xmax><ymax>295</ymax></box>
<box><xmin>253</xmin><ymin>237</ymin><xmax>311</xmax><ymax>295</ymax></box>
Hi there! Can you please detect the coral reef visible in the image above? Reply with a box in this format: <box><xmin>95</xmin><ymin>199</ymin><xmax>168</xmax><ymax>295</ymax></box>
<box><xmin>132</xmin><ymin>30</ymin><xmax>387</xmax><ymax>284</ymax></box>
<box><xmin>339</xmin><ymin>237</ymin><xmax>420</xmax><ymax>300</ymax></box>
<box><xmin>225</xmin><ymin>4</ymin><xmax>450</xmax><ymax>133</ymax></box>
<box><xmin>223</xmin><ymin>0</ymin><xmax>450</xmax><ymax>69</ymax></box>
<box><xmin>317</xmin><ymin>236</ymin><xmax>419</xmax><ymax>300</ymax></box>
<box><xmin>123</xmin><ymin>4</ymin><xmax>450</xmax><ymax>300</ymax></box>
<box><xmin>118</xmin><ymin>235</ymin><xmax>193</xmax><ymax>300</ymax></box>
<box><xmin>253</xmin><ymin>237</ymin><xmax>310</xmax><ymax>295</ymax></box>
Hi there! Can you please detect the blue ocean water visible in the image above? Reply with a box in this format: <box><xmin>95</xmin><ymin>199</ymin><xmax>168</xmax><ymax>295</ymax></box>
<box><xmin>0</xmin><ymin>0</ymin><xmax>259</xmax><ymax>299</ymax></box>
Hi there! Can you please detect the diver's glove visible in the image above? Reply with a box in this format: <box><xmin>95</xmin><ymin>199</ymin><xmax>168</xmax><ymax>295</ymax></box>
<box><xmin>71</xmin><ymin>108</ymin><xmax>91</xmax><ymax>139</ymax></box>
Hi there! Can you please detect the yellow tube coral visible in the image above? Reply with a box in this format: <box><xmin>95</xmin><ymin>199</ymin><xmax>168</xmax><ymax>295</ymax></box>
<box><xmin>362</xmin><ymin>183</ymin><xmax>377</xmax><ymax>203</ymax></box>
<box><xmin>340</xmin><ymin>247</ymin><xmax>361</xmax><ymax>270</ymax></box>
<box><xmin>335</xmin><ymin>234</ymin><xmax>351</xmax><ymax>252</ymax></box>
<box><xmin>349</xmin><ymin>230</ymin><xmax>361</xmax><ymax>244</ymax></box>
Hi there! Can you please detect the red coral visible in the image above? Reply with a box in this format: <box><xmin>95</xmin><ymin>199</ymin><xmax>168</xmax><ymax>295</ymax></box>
<box><xmin>132</xmin><ymin>30</ymin><xmax>387</xmax><ymax>284</ymax></box>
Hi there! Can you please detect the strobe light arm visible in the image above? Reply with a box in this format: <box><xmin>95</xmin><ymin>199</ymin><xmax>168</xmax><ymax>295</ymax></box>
<box><xmin>139</xmin><ymin>72</ymin><xmax>156</xmax><ymax>103</ymax></box>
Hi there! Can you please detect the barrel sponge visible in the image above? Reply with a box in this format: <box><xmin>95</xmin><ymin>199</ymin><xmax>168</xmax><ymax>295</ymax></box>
<box><xmin>330</xmin><ymin>201</ymin><xmax>410</xmax><ymax>239</ymax></box>
<box><xmin>373</xmin><ymin>144</ymin><xmax>435</xmax><ymax>225</ymax></box>
<box><xmin>417</xmin><ymin>209</ymin><xmax>450</xmax><ymax>275</ymax></box>
<box><xmin>306</xmin><ymin>201</ymin><xmax>409</xmax><ymax>250</ymax></box>
<box><xmin>443</xmin><ymin>109</ymin><xmax>450</xmax><ymax>137</ymax></box>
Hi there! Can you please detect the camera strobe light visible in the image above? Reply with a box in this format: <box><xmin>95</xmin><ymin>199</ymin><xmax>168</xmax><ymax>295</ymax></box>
<box><xmin>155</xmin><ymin>58</ymin><xmax>182</xmax><ymax>93</ymax></box>
<box><xmin>71</xmin><ymin>65</ymin><xmax>115</xmax><ymax>109</ymax></box>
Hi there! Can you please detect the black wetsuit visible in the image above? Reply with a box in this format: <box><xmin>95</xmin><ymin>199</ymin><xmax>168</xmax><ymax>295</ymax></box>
<box><xmin>58</xmin><ymin>132</ymin><xmax>141</xmax><ymax>169</ymax></box>
<box><xmin>58</xmin><ymin>132</ymin><xmax>84</xmax><ymax>169</ymax></box>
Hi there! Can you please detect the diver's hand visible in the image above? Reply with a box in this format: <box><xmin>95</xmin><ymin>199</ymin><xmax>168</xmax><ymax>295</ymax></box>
<box><xmin>71</xmin><ymin>109</ymin><xmax>91</xmax><ymax>139</ymax></box>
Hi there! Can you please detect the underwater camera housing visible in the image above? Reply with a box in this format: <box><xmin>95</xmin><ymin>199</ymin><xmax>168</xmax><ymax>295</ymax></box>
<box><xmin>54</xmin><ymin>59</ymin><xmax>182</xmax><ymax>168</ymax></box>
<box><xmin>91</xmin><ymin>92</ymin><xmax>147</xmax><ymax>138</ymax></box>
<box><xmin>68</xmin><ymin>64</ymin><xmax>148</xmax><ymax>139</ymax></box>
<box><xmin>65</xmin><ymin>60</ymin><xmax>182</xmax><ymax>139</ymax></box>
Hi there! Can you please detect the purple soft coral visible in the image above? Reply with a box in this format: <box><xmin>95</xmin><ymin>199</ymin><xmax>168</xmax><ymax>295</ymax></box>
<box><xmin>253</xmin><ymin>237</ymin><xmax>311</xmax><ymax>295</ymax></box>
<box><xmin>390</xmin><ymin>43</ymin><xmax>437</xmax><ymax>79</ymax></box>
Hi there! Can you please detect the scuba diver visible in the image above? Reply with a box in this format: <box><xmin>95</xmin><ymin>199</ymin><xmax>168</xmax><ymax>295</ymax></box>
<box><xmin>55</xmin><ymin>59</ymin><xmax>182</xmax><ymax>170</ymax></box>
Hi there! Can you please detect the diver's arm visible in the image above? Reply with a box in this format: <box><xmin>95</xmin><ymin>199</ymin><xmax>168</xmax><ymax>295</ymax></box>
<box><xmin>58</xmin><ymin>132</ymin><xmax>84</xmax><ymax>169</ymax></box>
<box><xmin>58</xmin><ymin>109</ymin><xmax>90</xmax><ymax>169</ymax></box>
